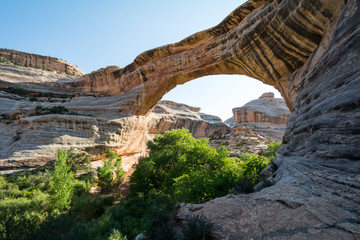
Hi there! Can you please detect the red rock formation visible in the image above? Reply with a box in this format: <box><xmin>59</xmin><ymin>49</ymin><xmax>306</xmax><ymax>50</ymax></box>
<box><xmin>0</xmin><ymin>48</ymin><xmax>84</xmax><ymax>76</ymax></box>
<box><xmin>1</xmin><ymin>0</ymin><xmax>360</xmax><ymax>238</ymax></box>
<box><xmin>232</xmin><ymin>92</ymin><xmax>290</xmax><ymax>125</ymax></box>
<box><xmin>62</xmin><ymin>0</ymin><xmax>344</xmax><ymax>116</ymax></box>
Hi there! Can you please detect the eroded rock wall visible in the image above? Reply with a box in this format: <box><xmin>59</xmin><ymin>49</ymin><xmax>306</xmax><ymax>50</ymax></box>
<box><xmin>0</xmin><ymin>48</ymin><xmax>84</xmax><ymax>76</ymax></box>
<box><xmin>0</xmin><ymin>71</ymin><xmax>227</xmax><ymax>173</ymax></box>
<box><xmin>233</xmin><ymin>92</ymin><xmax>290</xmax><ymax>125</ymax></box>
<box><xmin>178</xmin><ymin>0</ymin><xmax>360</xmax><ymax>239</ymax></box>
<box><xmin>148</xmin><ymin>101</ymin><xmax>228</xmax><ymax>138</ymax></box>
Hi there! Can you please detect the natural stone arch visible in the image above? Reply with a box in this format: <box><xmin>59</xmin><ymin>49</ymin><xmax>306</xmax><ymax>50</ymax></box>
<box><xmin>65</xmin><ymin>0</ymin><xmax>360</xmax><ymax>238</ymax></box>
<box><xmin>68</xmin><ymin>0</ymin><xmax>343</xmax><ymax>115</ymax></box>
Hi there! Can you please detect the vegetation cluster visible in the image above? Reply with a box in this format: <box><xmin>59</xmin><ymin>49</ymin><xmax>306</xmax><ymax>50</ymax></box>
<box><xmin>0</xmin><ymin>129</ymin><xmax>280</xmax><ymax>240</ymax></box>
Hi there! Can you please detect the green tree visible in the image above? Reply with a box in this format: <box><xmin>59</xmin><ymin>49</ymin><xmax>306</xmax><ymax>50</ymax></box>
<box><xmin>263</xmin><ymin>141</ymin><xmax>282</xmax><ymax>161</ymax></box>
<box><xmin>66</xmin><ymin>147</ymin><xmax>90</xmax><ymax>173</ymax></box>
<box><xmin>129</xmin><ymin>129</ymin><xmax>242</xmax><ymax>203</ymax></box>
<box><xmin>97</xmin><ymin>160</ymin><xmax>114</xmax><ymax>192</ymax></box>
<box><xmin>49</xmin><ymin>149</ymin><xmax>75</xmax><ymax>211</ymax></box>
<box><xmin>106</xmin><ymin>149</ymin><xmax>125</xmax><ymax>183</ymax></box>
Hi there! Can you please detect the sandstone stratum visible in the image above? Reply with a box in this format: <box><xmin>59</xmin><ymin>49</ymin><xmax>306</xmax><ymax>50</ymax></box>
<box><xmin>1</xmin><ymin>0</ymin><xmax>360</xmax><ymax>239</ymax></box>
<box><xmin>0</xmin><ymin>48</ymin><xmax>84</xmax><ymax>76</ymax></box>
<box><xmin>232</xmin><ymin>92</ymin><xmax>290</xmax><ymax>141</ymax></box>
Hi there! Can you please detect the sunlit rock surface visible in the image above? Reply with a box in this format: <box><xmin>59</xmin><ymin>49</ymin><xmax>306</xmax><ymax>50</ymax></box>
<box><xmin>0</xmin><ymin>0</ymin><xmax>359</xmax><ymax>238</ymax></box>
<box><xmin>0</xmin><ymin>48</ymin><xmax>84</xmax><ymax>76</ymax></box>
<box><xmin>232</xmin><ymin>92</ymin><xmax>290</xmax><ymax>141</ymax></box>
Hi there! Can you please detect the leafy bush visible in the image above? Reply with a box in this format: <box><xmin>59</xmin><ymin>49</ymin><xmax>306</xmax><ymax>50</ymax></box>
<box><xmin>49</xmin><ymin>149</ymin><xmax>75</xmax><ymax>211</ymax></box>
<box><xmin>70</xmin><ymin>194</ymin><xmax>114</xmax><ymax>221</ymax></box>
<box><xmin>66</xmin><ymin>147</ymin><xmax>91</xmax><ymax>173</ymax></box>
<box><xmin>130</xmin><ymin>129</ymin><xmax>243</xmax><ymax>203</ymax></box>
<box><xmin>14</xmin><ymin>62</ymin><xmax>24</xmax><ymax>67</ymax></box>
<box><xmin>235</xmin><ymin>153</ymin><xmax>271</xmax><ymax>192</ymax></box>
<box><xmin>106</xmin><ymin>149</ymin><xmax>125</xmax><ymax>183</ymax></box>
<box><xmin>97</xmin><ymin>150</ymin><xmax>125</xmax><ymax>192</ymax></box>
<box><xmin>0</xmin><ymin>57</ymin><xmax>13</xmax><ymax>65</ymax></box>
<box><xmin>263</xmin><ymin>141</ymin><xmax>282</xmax><ymax>161</ymax></box>
<box><xmin>108</xmin><ymin>229</ymin><xmax>127</xmax><ymax>240</ymax></box>
<box><xmin>97</xmin><ymin>160</ymin><xmax>115</xmax><ymax>192</ymax></box>
<box><xmin>0</xmin><ymin>193</ymin><xmax>49</xmax><ymax>240</ymax></box>
<box><xmin>7</xmin><ymin>86</ymin><xmax>26</xmax><ymax>96</ymax></box>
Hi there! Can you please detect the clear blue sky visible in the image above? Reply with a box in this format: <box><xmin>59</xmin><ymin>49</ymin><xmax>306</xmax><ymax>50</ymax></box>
<box><xmin>1</xmin><ymin>0</ymin><xmax>281</xmax><ymax>120</ymax></box>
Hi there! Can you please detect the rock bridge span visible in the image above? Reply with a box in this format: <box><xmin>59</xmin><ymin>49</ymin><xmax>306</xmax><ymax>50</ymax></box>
<box><xmin>53</xmin><ymin>0</ymin><xmax>360</xmax><ymax>238</ymax></box>
<box><xmin>68</xmin><ymin>0</ymin><xmax>343</xmax><ymax>115</ymax></box>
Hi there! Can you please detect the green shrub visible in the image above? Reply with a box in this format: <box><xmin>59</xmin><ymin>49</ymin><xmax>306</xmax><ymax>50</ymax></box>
<box><xmin>0</xmin><ymin>57</ymin><xmax>13</xmax><ymax>65</ymax></box>
<box><xmin>263</xmin><ymin>141</ymin><xmax>282</xmax><ymax>161</ymax></box>
<box><xmin>34</xmin><ymin>105</ymin><xmax>69</xmax><ymax>115</ymax></box>
<box><xmin>236</xmin><ymin>153</ymin><xmax>271</xmax><ymax>192</ymax></box>
<box><xmin>97</xmin><ymin>150</ymin><xmax>125</xmax><ymax>191</ymax></box>
<box><xmin>0</xmin><ymin>193</ymin><xmax>48</xmax><ymax>240</ymax></box>
<box><xmin>72</xmin><ymin>180</ymin><xmax>91</xmax><ymax>196</ymax></box>
<box><xmin>97</xmin><ymin>160</ymin><xmax>114</xmax><ymax>192</ymax></box>
<box><xmin>66</xmin><ymin>147</ymin><xmax>90</xmax><ymax>173</ymax></box>
<box><xmin>108</xmin><ymin>229</ymin><xmax>127</xmax><ymax>240</ymax></box>
<box><xmin>129</xmin><ymin>129</ymin><xmax>242</xmax><ymax>203</ymax></box>
<box><xmin>49</xmin><ymin>149</ymin><xmax>75</xmax><ymax>211</ymax></box>
<box><xmin>71</xmin><ymin>194</ymin><xmax>114</xmax><ymax>221</ymax></box>
<box><xmin>14</xmin><ymin>62</ymin><xmax>24</xmax><ymax>67</ymax></box>
<box><xmin>7</xmin><ymin>86</ymin><xmax>26</xmax><ymax>96</ymax></box>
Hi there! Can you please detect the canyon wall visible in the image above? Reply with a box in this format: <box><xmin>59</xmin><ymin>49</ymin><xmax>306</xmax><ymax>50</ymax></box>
<box><xmin>0</xmin><ymin>65</ymin><xmax>227</xmax><ymax>173</ymax></box>
<box><xmin>177</xmin><ymin>0</ymin><xmax>360</xmax><ymax>239</ymax></box>
<box><xmin>0</xmin><ymin>48</ymin><xmax>84</xmax><ymax>76</ymax></box>
<box><xmin>0</xmin><ymin>0</ymin><xmax>359</xmax><ymax>238</ymax></box>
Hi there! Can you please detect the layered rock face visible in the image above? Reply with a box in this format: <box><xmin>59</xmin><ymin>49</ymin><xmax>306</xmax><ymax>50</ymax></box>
<box><xmin>56</xmin><ymin>0</ymin><xmax>344</xmax><ymax>116</ymax></box>
<box><xmin>232</xmin><ymin>92</ymin><xmax>290</xmax><ymax>140</ymax></box>
<box><xmin>233</xmin><ymin>92</ymin><xmax>289</xmax><ymax>125</ymax></box>
<box><xmin>0</xmin><ymin>48</ymin><xmax>84</xmax><ymax>76</ymax></box>
<box><xmin>0</xmin><ymin>66</ymin><xmax>227</xmax><ymax>173</ymax></box>
<box><xmin>1</xmin><ymin>0</ymin><xmax>359</xmax><ymax>238</ymax></box>
<box><xmin>177</xmin><ymin>0</ymin><xmax>360</xmax><ymax>239</ymax></box>
<box><xmin>148</xmin><ymin>100</ymin><xmax>228</xmax><ymax>138</ymax></box>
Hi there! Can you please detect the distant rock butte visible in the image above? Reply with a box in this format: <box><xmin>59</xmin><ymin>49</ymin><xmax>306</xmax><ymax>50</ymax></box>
<box><xmin>233</xmin><ymin>92</ymin><xmax>290</xmax><ymax>125</ymax></box>
<box><xmin>0</xmin><ymin>48</ymin><xmax>84</xmax><ymax>76</ymax></box>
<box><xmin>231</xmin><ymin>92</ymin><xmax>290</xmax><ymax>141</ymax></box>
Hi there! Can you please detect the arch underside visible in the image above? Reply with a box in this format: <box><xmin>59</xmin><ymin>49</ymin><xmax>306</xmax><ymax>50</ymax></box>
<box><xmin>67</xmin><ymin>0</ymin><xmax>343</xmax><ymax>116</ymax></box>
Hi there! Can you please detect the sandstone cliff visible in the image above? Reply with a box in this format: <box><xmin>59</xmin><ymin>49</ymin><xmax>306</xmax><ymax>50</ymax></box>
<box><xmin>177</xmin><ymin>0</ymin><xmax>360</xmax><ymax>239</ymax></box>
<box><xmin>1</xmin><ymin>0</ymin><xmax>360</xmax><ymax>238</ymax></box>
<box><xmin>0</xmin><ymin>48</ymin><xmax>84</xmax><ymax>76</ymax></box>
<box><xmin>0</xmin><ymin>64</ymin><xmax>228</xmax><ymax>173</ymax></box>
<box><xmin>233</xmin><ymin>92</ymin><xmax>289</xmax><ymax>125</ymax></box>
<box><xmin>148</xmin><ymin>100</ymin><xmax>228</xmax><ymax>138</ymax></box>
<box><xmin>232</xmin><ymin>92</ymin><xmax>290</xmax><ymax>141</ymax></box>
